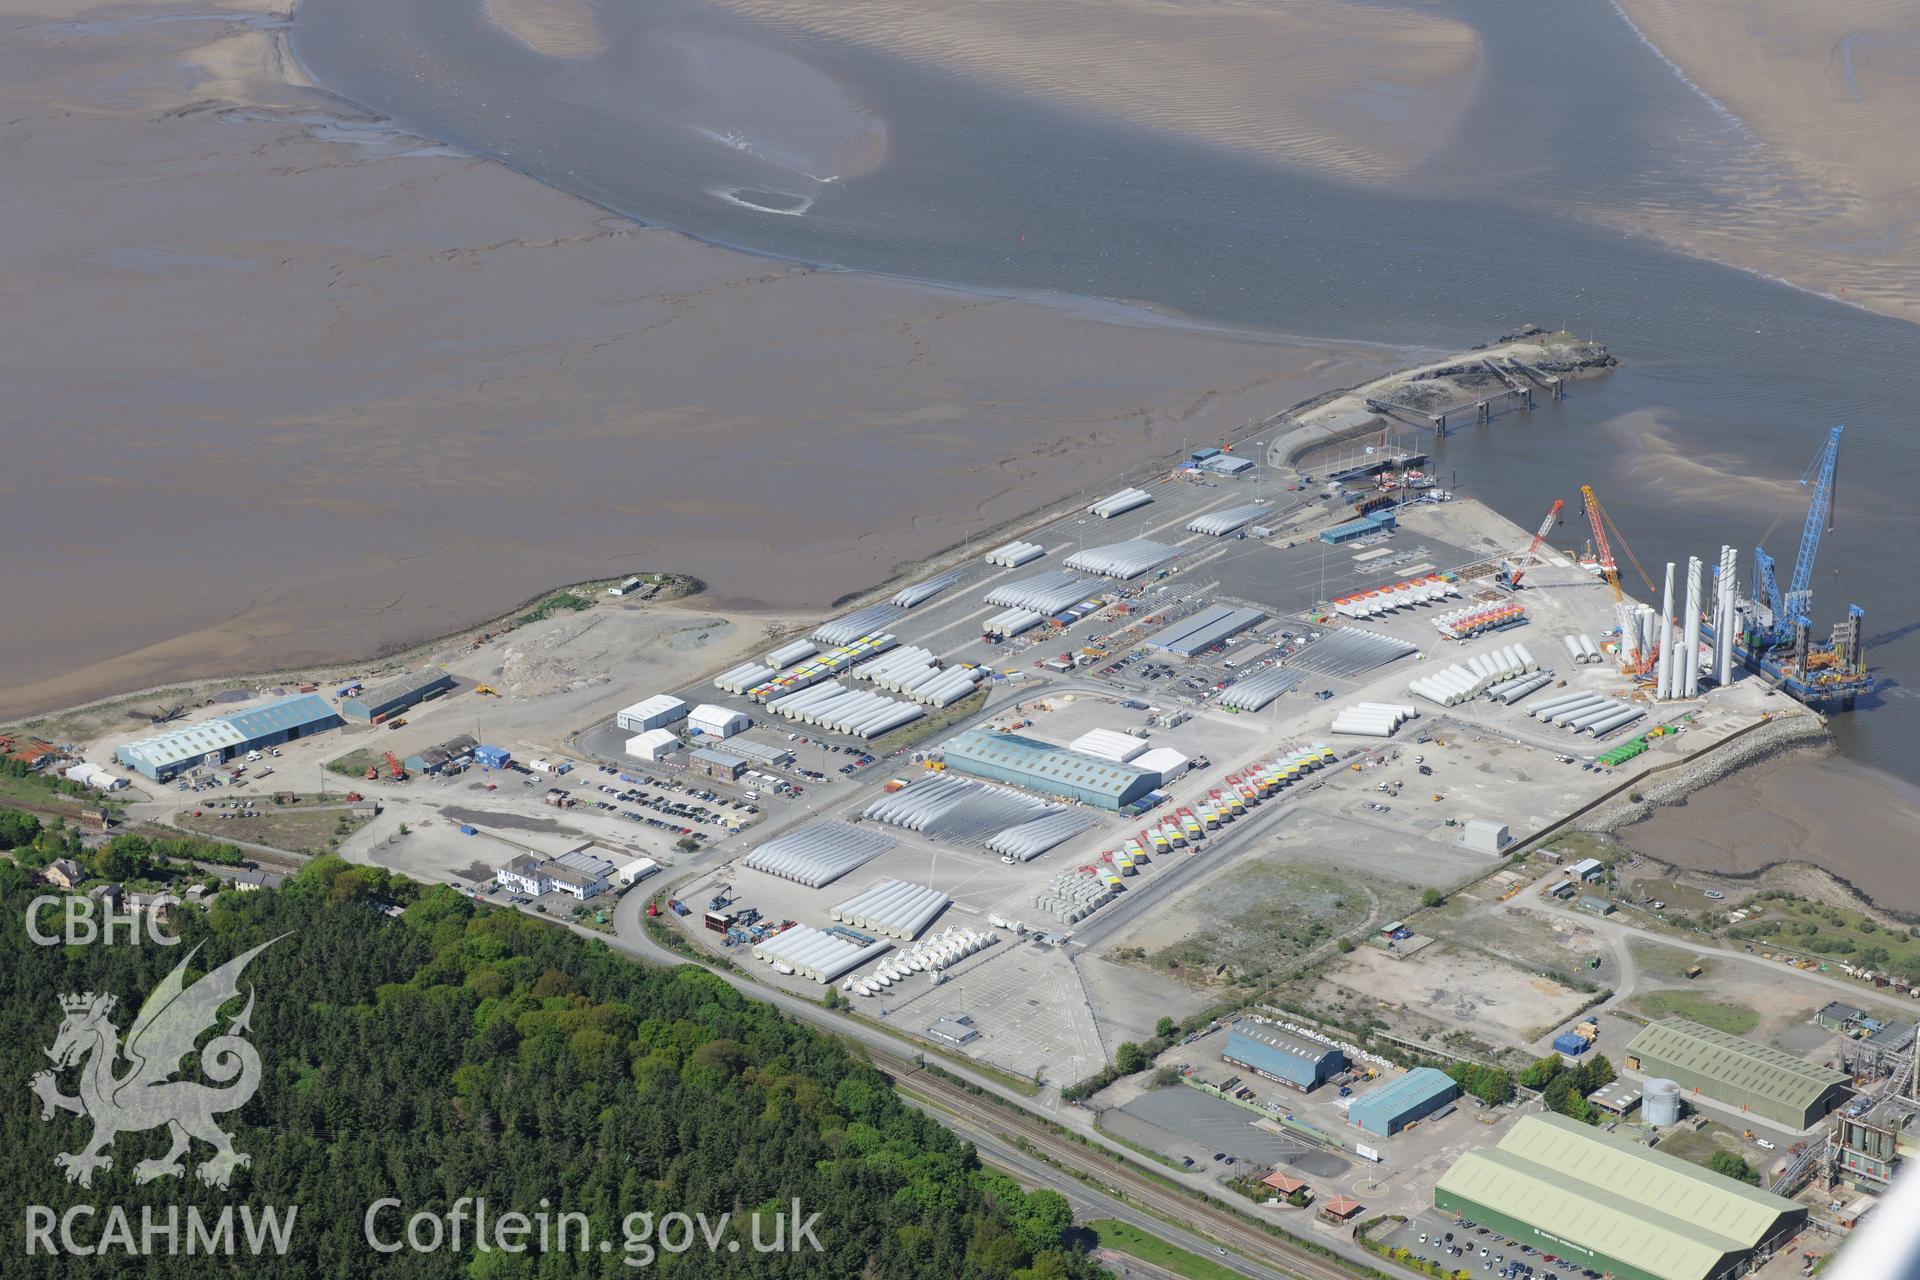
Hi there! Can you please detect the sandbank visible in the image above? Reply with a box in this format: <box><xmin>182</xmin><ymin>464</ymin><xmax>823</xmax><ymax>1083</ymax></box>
<box><xmin>707</xmin><ymin>0</ymin><xmax>1479</xmax><ymax>182</ymax></box>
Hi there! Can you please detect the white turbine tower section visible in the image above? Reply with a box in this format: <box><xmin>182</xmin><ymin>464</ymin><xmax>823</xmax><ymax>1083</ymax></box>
<box><xmin>1655</xmin><ymin>562</ymin><xmax>1675</xmax><ymax>700</ymax></box>
<box><xmin>1728</xmin><ymin>552</ymin><xmax>1743</xmax><ymax>690</ymax></box>
<box><xmin>1682</xmin><ymin>556</ymin><xmax>1703</xmax><ymax>698</ymax></box>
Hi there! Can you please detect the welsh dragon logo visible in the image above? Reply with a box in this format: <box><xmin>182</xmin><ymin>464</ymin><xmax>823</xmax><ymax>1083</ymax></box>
<box><xmin>30</xmin><ymin>937</ymin><xmax>282</xmax><ymax>1189</ymax></box>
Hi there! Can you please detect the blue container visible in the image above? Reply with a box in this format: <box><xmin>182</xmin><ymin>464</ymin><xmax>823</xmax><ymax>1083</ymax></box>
<box><xmin>1552</xmin><ymin>1032</ymin><xmax>1590</xmax><ymax>1056</ymax></box>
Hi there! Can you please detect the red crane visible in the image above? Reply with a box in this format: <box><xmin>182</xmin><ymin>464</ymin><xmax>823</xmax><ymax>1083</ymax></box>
<box><xmin>385</xmin><ymin>751</ymin><xmax>406</xmax><ymax>781</ymax></box>
<box><xmin>1507</xmin><ymin>499</ymin><xmax>1564</xmax><ymax>589</ymax></box>
<box><xmin>1525</xmin><ymin>499</ymin><xmax>1563</xmax><ymax>558</ymax></box>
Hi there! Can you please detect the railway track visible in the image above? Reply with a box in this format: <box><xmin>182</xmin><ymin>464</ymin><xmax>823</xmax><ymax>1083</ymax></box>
<box><xmin>878</xmin><ymin>1049</ymin><xmax>1371</xmax><ymax>1280</ymax></box>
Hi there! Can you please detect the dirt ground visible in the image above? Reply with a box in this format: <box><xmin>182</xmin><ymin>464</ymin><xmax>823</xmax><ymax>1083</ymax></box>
<box><xmin>173</xmin><ymin>796</ymin><xmax>372</xmax><ymax>857</ymax></box>
<box><xmin>1117</xmin><ymin>860</ymin><xmax>1390</xmax><ymax>985</ymax></box>
<box><xmin>1422</xmin><ymin>894</ymin><xmax>1616</xmax><ymax>981</ymax></box>
<box><xmin>1322</xmin><ymin>942</ymin><xmax>1591</xmax><ymax>1051</ymax></box>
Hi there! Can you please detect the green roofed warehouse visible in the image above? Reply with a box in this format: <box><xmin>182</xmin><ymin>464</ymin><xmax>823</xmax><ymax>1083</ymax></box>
<box><xmin>1625</xmin><ymin>1017</ymin><xmax>1851</xmax><ymax>1130</ymax></box>
<box><xmin>941</xmin><ymin>730</ymin><xmax>1157</xmax><ymax>809</ymax></box>
<box><xmin>1435</xmin><ymin>1114</ymin><xmax>1805</xmax><ymax>1280</ymax></box>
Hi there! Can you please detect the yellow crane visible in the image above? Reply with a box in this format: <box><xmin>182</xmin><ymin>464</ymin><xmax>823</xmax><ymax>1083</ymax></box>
<box><xmin>1581</xmin><ymin>485</ymin><xmax>1657</xmax><ymax>669</ymax></box>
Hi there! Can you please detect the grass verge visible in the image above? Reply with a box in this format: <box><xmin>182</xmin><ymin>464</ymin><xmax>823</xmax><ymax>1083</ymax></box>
<box><xmin>1089</xmin><ymin>1219</ymin><xmax>1242</xmax><ymax>1280</ymax></box>
<box><xmin>1634</xmin><ymin>989</ymin><xmax>1758</xmax><ymax>1035</ymax></box>
<box><xmin>869</xmin><ymin>688</ymin><xmax>988</xmax><ymax>756</ymax></box>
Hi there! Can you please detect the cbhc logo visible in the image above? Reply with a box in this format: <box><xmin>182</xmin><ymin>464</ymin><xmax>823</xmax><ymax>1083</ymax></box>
<box><xmin>26</xmin><ymin>895</ymin><xmax>180</xmax><ymax>947</ymax></box>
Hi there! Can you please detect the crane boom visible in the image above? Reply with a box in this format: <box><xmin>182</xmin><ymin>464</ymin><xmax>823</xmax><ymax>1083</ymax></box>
<box><xmin>1784</xmin><ymin>425</ymin><xmax>1843</xmax><ymax>622</ymax></box>
<box><xmin>1581</xmin><ymin>485</ymin><xmax>1657</xmax><ymax>597</ymax></box>
<box><xmin>1526</xmin><ymin>500</ymin><xmax>1563</xmax><ymax>558</ymax></box>
<box><xmin>1580</xmin><ymin>486</ymin><xmax>1621</xmax><ymax>604</ymax></box>
<box><xmin>1753</xmin><ymin>545</ymin><xmax>1783</xmax><ymax>624</ymax></box>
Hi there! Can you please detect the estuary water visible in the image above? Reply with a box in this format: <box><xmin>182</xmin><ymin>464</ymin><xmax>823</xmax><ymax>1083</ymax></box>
<box><xmin>291</xmin><ymin>0</ymin><xmax>1920</xmax><ymax>786</ymax></box>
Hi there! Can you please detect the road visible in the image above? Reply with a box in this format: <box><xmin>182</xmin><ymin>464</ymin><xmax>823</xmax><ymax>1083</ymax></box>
<box><xmin>1530</xmin><ymin>891</ymin><xmax>1905</xmax><ymax>1008</ymax></box>
<box><xmin>915</xmin><ymin>1097</ymin><xmax>1281</xmax><ymax>1280</ymax></box>
<box><xmin>590</xmin><ymin>890</ymin><xmax>1386</xmax><ymax>1280</ymax></box>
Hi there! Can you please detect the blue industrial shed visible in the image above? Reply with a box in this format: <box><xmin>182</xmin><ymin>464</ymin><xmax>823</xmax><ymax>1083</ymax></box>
<box><xmin>1349</xmin><ymin>1067</ymin><xmax>1459</xmax><ymax>1136</ymax></box>
<box><xmin>116</xmin><ymin>692</ymin><xmax>343</xmax><ymax>781</ymax></box>
<box><xmin>1320</xmin><ymin>511</ymin><xmax>1398</xmax><ymax>545</ymax></box>
<box><xmin>1224</xmin><ymin>1022</ymin><xmax>1347</xmax><ymax>1091</ymax></box>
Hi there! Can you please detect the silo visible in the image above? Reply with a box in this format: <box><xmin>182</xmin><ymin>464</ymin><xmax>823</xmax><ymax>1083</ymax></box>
<box><xmin>1643</xmin><ymin>1077</ymin><xmax>1682</xmax><ymax>1126</ymax></box>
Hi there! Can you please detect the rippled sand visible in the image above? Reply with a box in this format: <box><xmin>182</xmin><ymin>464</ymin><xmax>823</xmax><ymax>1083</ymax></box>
<box><xmin>1610</xmin><ymin>0</ymin><xmax>1920</xmax><ymax>322</ymax></box>
<box><xmin>0</xmin><ymin>0</ymin><xmax>1390</xmax><ymax>720</ymax></box>
<box><xmin>709</xmin><ymin>0</ymin><xmax>1479</xmax><ymax>181</ymax></box>
<box><xmin>1622</xmin><ymin>753</ymin><xmax>1920</xmax><ymax>915</ymax></box>
<box><xmin>483</xmin><ymin>0</ymin><xmax>606</xmax><ymax>58</ymax></box>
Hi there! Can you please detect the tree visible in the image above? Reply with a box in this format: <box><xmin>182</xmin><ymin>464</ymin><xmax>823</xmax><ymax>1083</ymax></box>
<box><xmin>1114</xmin><ymin>1042</ymin><xmax>1148</xmax><ymax>1074</ymax></box>
<box><xmin>1421</xmin><ymin>888</ymin><xmax>1446</xmax><ymax>909</ymax></box>
<box><xmin>1446</xmin><ymin>1061</ymin><xmax>1515</xmax><ymax>1106</ymax></box>
<box><xmin>1012</xmin><ymin>1189</ymin><xmax>1073</xmax><ymax>1253</ymax></box>
<box><xmin>2</xmin><ymin>865</ymin><xmax>1118</xmax><ymax>1280</ymax></box>
<box><xmin>91</xmin><ymin>834</ymin><xmax>153</xmax><ymax>881</ymax></box>
<box><xmin>0</xmin><ymin>807</ymin><xmax>40</xmax><ymax>850</ymax></box>
<box><xmin>1518</xmin><ymin>1055</ymin><xmax>1560</xmax><ymax>1089</ymax></box>
<box><xmin>1154</xmin><ymin>1016</ymin><xmax>1177</xmax><ymax>1039</ymax></box>
<box><xmin>1709</xmin><ymin>1151</ymin><xmax>1760</xmax><ymax>1185</ymax></box>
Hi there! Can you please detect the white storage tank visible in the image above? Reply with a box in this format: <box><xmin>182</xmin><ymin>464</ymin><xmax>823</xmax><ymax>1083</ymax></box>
<box><xmin>1643</xmin><ymin>1077</ymin><xmax>1683</xmax><ymax>1126</ymax></box>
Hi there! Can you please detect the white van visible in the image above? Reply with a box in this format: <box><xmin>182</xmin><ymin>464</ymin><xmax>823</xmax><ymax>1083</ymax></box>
<box><xmin>246</xmin><ymin>750</ymin><xmax>263</xmax><ymax>762</ymax></box>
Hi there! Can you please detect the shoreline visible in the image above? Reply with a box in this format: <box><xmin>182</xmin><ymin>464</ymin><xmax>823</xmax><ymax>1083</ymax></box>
<box><xmin>3</xmin><ymin>332</ymin><xmax>1584</xmax><ymax>738</ymax></box>
<box><xmin>1612</xmin><ymin>747</ymin><xmax>1920</xmax><ymax>917</ymax></box>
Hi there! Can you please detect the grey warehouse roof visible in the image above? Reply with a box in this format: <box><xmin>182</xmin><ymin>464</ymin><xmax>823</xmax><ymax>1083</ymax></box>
<box><xmin>223</xmin><ymin>692</ymin><xmax>341</xmax><ymax>739</ymax></box>
<box><xmin>1146</xmin><ymin>604</ymin><xmax>1266</xmax><ymax>656</ymax></box>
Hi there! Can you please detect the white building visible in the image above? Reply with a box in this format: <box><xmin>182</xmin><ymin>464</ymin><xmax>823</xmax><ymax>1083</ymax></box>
<box><xmin>1463</xmin><ymin>819</ymin><xmax>1511</xmax><ymax>854</ymax></box>
<box><xmin>1068</xmin><ymin>728</ymin><xmax>1151</xmax><ymax>763</ymax></box>
<box><xmin>619</xmin><ymin>857</ymin><xmax>661</xmax><ymax>886</ymax></box>
<box><xmin>687</xmin><ymin>703</ymin><xmax>749</xmax><ymax>739</ymax></box>
<box><xmin>615</xmin><ymin>695</ymin><xmax>688</xmax><ymax>734</ymax></box>
<box><xmin>625</xmin><ymin>729</ymin><xmax>681</xmax><ymax>762</ymax></box>
<box><xmin>496</xmin><ymin>845</ymin><xmax>615</xmax><ymax>900</ymax></box>
<box><xmin>496</xmin><ymin>853</ymin><xmax>548</xmax><ymax>897</ymax></box>
<box><xmin>64</xmin><ymin>762</ymin><xmax>128</xmax><ymax>791</ymax></box>
<box><xmin>1131</xmin><ymin>746</ymin><xmax>1189</xmax><ymax>786</ymax></box>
